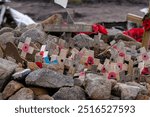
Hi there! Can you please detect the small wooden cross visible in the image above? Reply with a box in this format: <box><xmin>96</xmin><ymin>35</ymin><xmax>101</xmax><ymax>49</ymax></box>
<box><xmin>39</xmin><ymin>45</ymin><xmax>49</xmax><ymax>58</ymax></box>
<box><xmin>137</xmin><ymin>47</ymin><xmax>150</xmax><ymax>62</ymax></box>
<box><xmin>18</xmin><ymin>37</ymin><xmax>34</xmax><ymax>58</ymax></box>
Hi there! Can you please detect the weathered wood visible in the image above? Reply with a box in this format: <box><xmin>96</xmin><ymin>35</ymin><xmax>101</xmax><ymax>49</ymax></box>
<box><xmin>4</xmin><ymin>42</ymin><xmax>27</xmax><ymax>65</ymax></box>
<box><xmin>127</xmin><ymin>13</ymin><xmax>142</xmax><ymax>25</ymax></box>
<box><xmin>43</xmin><ymin>24</ymin><xmax>93</xmax><ymax>32</ymax></box>
<box><xmin>142</xmin><ymin>31</ymin><xmax>150</xmax><ymax>50</ymax></box>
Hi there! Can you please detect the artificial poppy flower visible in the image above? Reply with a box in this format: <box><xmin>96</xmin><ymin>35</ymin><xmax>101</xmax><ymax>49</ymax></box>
<box><xmin>108</xmin><ymin>72</ymin><xmax>117</xmax><ymax>79</ymax></box>
<box><xmin>35</xmin><ymin>62</ymin><xmax>43</xmax><ymax>68</ymax></box>
<box><xmin>123</xmin><ymin>28</ymin><xmax>144</xmax><ymax>42</ymax></box>
<box><xmin>85</xmin><ymin>56</ymin><xmax>94</xmax><ymax>66</ymax></box>
<box><xmin>143</xmin><ymin>19</ymin><xmax>150</xmax><ymax>31</ymax></box>
<box><xmin>97</xmin><ymin>24</ymin><xmax>108</xmax><ymax>35</ymax></box>
<box><xmin>141</xmin><ymin>67</ymin><xmax>150</xmax><ymax>75</ymax></box>
<box><xmin>22</xmin><ymin>44</ymin><xmax>29</xmax><ymax>53</ymax></box>
<box><xmin>40</xmin><ymin>51</ymin><xmax>44</xmax><ymax>57</ymax></box>
<box><xmin>101</xmin><ymin>66</ymin><xmax>106</xmax><ymax>73</ymax></box>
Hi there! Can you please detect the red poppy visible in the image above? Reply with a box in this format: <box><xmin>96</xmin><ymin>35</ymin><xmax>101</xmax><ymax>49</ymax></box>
<box><xmin>101</xmin><ymin>66</ymin><xmax>106</xmax><ymax>73</ymax></box>
<box><xmin>85</xmin><ymin>56</ymin><xmax>94</xmax><ymax>65</ymax></box>
<box><xmin>108</xmin><ymin>72</ymin><xmax>117</xmax><ymax>79</ymax></box>
<box><xmin>92</xmin><ymin>24</ymin><xmax>99</xmax><ymax>33</ymax></box>
<box><xmin>35</xmin><ymin>62</ymin><xmax>43</xmax><ymax>68</ymax></box>
<box><xmin>143</xmin><ymin>19</ymin><xmax>150</xmax><ymax>31</ymax></box>
<box><xmin>97</xmin><ymin>24</ymin><xmax>108</xmax><ymax>35</ymax></box>
<box><xmin>40</xmin><ymin>51</ymin><xmax>44</xmax><ymax>57</ymax></box>
<box><xmin>123</xmin><ymin>28</ymin><xmax>144</xmax><ymax>42</ymax></box>
<box><xmin>119</xmin><ymin>52</ymin><xmax>125</xmax><ymax>58</ymax></box>
<box><xmin>117</xmin><ymin>63</ymin><xmax>123</xmax><ymax>70</ymax></box>
<box><xmin>78</xmin><ymin>24</ymin><xmax>108</xmax><ymax>35</ymax></box>
<box><xmin>22</xmin><ymin>44</ymin><xmax>29</xmax><ymax>53</ymax></box>
<box><xmin>141</xmin><ymin>67</ymin><xmax>150</xmax><ymax>75</ymax></box>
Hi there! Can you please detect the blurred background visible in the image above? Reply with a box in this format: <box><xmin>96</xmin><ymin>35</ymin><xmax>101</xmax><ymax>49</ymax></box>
<box><xmin>7</xmin><ymin>0</ymin><xmax>150</xmax><ymax>23</ymax></box>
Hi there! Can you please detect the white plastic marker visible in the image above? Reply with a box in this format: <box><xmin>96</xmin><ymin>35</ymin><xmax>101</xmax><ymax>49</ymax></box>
<box><xmin>54</xmin><ymin>0</ymin><xmax>68</xmax><ymax>8</ymax></box>
<box><xmin>140</xmin><ymin>8</ymin><xmax>148</xmax><ymax>14</ymax></box>
<box><xmin>18</xmin><ymin>37</ymin><xmax>34</xmax><ymax>58</ymax></box>
<box><xmin>40</xmin><ymin>45</ymin><xmax>48</xmax><ymax>58</ymax></box>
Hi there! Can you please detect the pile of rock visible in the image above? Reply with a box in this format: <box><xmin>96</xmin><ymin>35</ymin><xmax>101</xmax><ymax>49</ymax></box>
<box><xmin>0</xmin><ymin>14</ymin><xmax>150</xmax><ymax>100</ymax></box>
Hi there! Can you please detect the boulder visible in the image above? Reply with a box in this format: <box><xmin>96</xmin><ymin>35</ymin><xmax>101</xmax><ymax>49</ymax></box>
<box><xmin>74</xmin><ymin>78</ymin><xmax>85</xmax><ymax>87</ymax></box>
<box><xmin>2</xmin><ymin>80</ymin><xmax>24</xmax><ymax>99</ymax></box>
<box><xmin>8</xmin><ymin>88</ymin><xmax>34</xmax><ymax>100</ymax></box>
<box><xmin>84</xmin><ymin>73</ymin><xmax>112</xmax><ymax>100</ymax></box>
<box><xmin>53</xmin><ymin>86</ymin><xmax>86</xmax><ymax>100</ymax></box>
<box><xmin>36</xmin><ymin>95</ymin><xmax>54</xmax><ymax>100</ymax></box>
<box><xmin>73</xmin><ymin>34</ymin><xmax>94</xmax><ymax>49</ymax></box>
<box><xmin>126</xmin><ymin>82</ymin><xmax>148</xmax><ymax>95</ymax></box>
<box><xmin>2</xmin><ymin>81</ymin><xmax>24</xmax><ymax>99</ymax></box>
<box><xmin>112</xmin><ymin>83</ymin><xmax>140</xmax><ymax>100</ymax></box>
<box><xmin>30</xmin><ymin>87</ymin><xmax>49</xmax><ymax>96</ymax></box>
<box><xmin>0</xmin><ymin>32</ymin><xmax>15</xmax><ymax>47</ymax></box>
<box><xmin>25</xmin><ymin>68</ymin><xmax>74</xmax><ymax>88</ymax></box>
<box><xmin>0</xmin><ymin>58</ymin><xmax>18</xmax><ymax>92</ymax></box>
<box><xmin>0</xmin><ymin>27</ymin><xmax>13</xmax><ymax>35</ymax></box>
<box><xmin>20</xmin><ymin>28</ymin><xmax>47</xmax><ymax>44</ymax></box>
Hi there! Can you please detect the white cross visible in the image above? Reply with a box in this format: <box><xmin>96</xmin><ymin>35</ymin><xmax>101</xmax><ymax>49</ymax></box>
<box><xmin>18</xmin><ymin>37</ymin><xmax>34</xmax><ymax>58</ymax></box>
<box><xmin>137</xmin><ymin>47</ymin><xmax>150</xmax><ymax>62</ymax></box>
<box><xmin>39</xmin><ymin>45</ymin><xmax>49</xmax><ymax>58</ymax></box>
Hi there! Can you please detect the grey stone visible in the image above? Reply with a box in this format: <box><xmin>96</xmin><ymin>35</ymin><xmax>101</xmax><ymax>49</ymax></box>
<box><xmin>107</xmin><ymin>28</ymin><xmax>122</xmax><ymax>36</ymax></box>
<box><xmin>2</xmin><ymin>80</ymin><xmax>24</xmax><ymax>99</ymax></box>
<box><xmin>0</xmin><ymin>27</ymin><xmax>13</xmax><ymax>35</ymax></box>
<box><xmin>112</xmin><ymin>83</ymin><xmax>140</xmax><ymax>100</ymax></box>
<box><xmin>73</xmin><ymin>34</ymin><xmax>94</xmax><ymax>49</ymax></box>
<box><xmin>84</xmin><ymin>73</ymin><xmax>112</xmax><ymax>100</ymax></box>
<box><xmin>8</xmin><ymin>88</ymin><xmax>34</xmax><ymax>100</ymax></box>
<box><xmin>0</xmin><ymin>32</ymin><xmax>15</xmax><ymax>47</ymax></box>
<box><xmin>36</xmin><ymin>95</ymin><xmax>54</xmax><ymax>100</ymax></box>
<box><xmin>12</xmin><ymin>69</ymin><xmax>31</xmax><ymax>81</ymax></box>
<box><xmin>0</xmin><ymin>58</ymin><xmax>18</xmax><ymax>92</ymax></box>
<box><xmin>74</xmin><ymin>78</ymin><xmax>85</xmax><ymax>87</ymax></box>
<box><xmin>53</xmin><ymin>86</ymin><xmax>86</xmax><ymax>100</ymax></box>
<box><xmin>126</xmin><ymin>82</ymin><xmax>148</xmax><ymax>95</ymax></box>
<box><xmin>20</xmin><ymin>28</ymin><xmax>47</xmax><ymax>44</ymax></box>
<box><xmin>25</xmin><ymin>68</ymin><xmax>74</xmax><ymax>88</ymax></box>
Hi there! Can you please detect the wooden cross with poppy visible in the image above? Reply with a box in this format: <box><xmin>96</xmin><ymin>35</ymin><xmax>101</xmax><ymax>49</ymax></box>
<box><xmin>127</xmin><ymin>3</ymin><xmax>150</xmax><ymax>50</ymax></box>
<box><xmin>137</xmin><ymin>47</ymin><xmax>150</xmax><ymax>62</ymax></box>
<box><xmin>18</xmin><ymin>37</ymin><xmax>34</xmax><ymax>58</ymax></box>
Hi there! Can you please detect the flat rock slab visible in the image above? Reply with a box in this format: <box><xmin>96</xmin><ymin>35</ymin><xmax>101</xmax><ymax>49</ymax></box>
<box><xmin>0</xmin><ymin>58</ymin><xmax>18</xmax><ymax>92</ymax></box>
<box><xmin>53</xmin><ymin>86</ymin><xmax>87</xmax><ymax>100</ymax></box>
<box><xmin>84</xmin><ymin>73</ymin><xmax>112</xmax><ymax>100</ymax></box>
<box><xmin>8</xmin><ymin>88</ymin><xmax>34</xmax><ymax>100</ymax></box>
<box><xmin>2</xmin><ymin>80</ymin><xmax>24</xmax><ymax>99</ymax></box>
<box><xmin>25</xmin><ymin>68</ymin><xmax>74</xmax><ymax>88</ymax></box>
<box><xmin>112</xmin><ymin>83</ymin><xmax>140</xmax><ymax>100</ymax></box>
